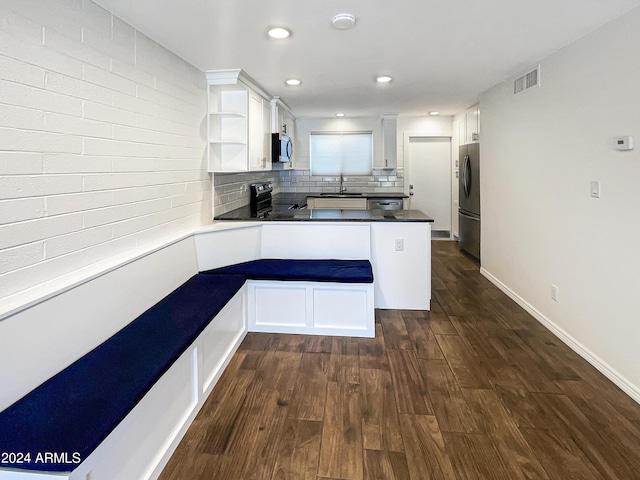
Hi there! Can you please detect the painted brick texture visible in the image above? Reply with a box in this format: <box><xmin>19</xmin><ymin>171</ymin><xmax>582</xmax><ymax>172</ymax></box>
<box><xmin>0</xmin><ymin>0</ymin><xmax>210</xmax><ymax>298</ymax></box>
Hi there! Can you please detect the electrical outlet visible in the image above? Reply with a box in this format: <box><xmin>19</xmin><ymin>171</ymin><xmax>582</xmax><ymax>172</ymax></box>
<box><xmin>395</xmin><ymin>238</ymin><xmax>404</xmax><ymax>251</ymax></box>
<box><xmin>551</xmin><ymin>284</ymin><xmax>559</xmax><ymax>302</ymax></box>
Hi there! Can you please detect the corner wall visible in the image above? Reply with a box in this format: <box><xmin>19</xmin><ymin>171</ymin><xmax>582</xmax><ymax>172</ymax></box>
<box><xmin>479</xmin><ymin>7</ymin><xmax>640</xmax><ymax>400</ymax></box>
<box><xmin>0</xmin><ymin>0</ymin><xmax>210</xmax><ymax>302</ymax></box>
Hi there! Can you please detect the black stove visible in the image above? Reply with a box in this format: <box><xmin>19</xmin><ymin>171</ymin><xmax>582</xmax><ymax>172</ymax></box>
<box><xmin>250</xmin><ymin>182</ymin><xmax>273</xmax><ymax>217</ymax></box>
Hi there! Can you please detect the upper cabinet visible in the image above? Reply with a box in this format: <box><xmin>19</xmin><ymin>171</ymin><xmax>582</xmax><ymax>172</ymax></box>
<box><xmin>378</xmin><ymin>114</ymin><xmax>398</xmax><ymax>169</ymax></box>
<box><xmin>206</xmin><ymin>70</ymin><xmax>273</xmax><ymax>172</ymax></box>
<box><xmin>462</xmin><ymin>105</ymin><xmax>480</xmax><ymax>145</ymax></box>
<box><xmin>270</xmin><ymin>97</ymin><xmax>296</xmax><ymax>169</ymax></box>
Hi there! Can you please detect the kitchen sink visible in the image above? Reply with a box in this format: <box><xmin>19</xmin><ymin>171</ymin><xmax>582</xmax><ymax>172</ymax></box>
<box><xmin>319</xmin><ymin>192</ymin><xmax>363</xmax><ymax>196</ymax></box>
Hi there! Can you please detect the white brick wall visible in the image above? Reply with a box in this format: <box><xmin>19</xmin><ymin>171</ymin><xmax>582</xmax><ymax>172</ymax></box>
<box><xmin>0</xmin><ymin>0</ymin><xmax>210</xmax><ymax>299</ymax></box>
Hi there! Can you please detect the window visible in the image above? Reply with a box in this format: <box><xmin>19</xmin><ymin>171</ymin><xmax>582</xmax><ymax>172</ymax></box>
<box><xmin>310</xmin><ymin>132</ymin><xmax>373</xmax><ymax>175</ymax></box>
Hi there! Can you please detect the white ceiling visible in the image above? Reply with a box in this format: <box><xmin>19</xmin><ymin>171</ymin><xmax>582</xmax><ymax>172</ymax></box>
<box><xmin>94</xmin><ymin>0</ymin><xmax>640</xmax><ymax>118</ymax></box>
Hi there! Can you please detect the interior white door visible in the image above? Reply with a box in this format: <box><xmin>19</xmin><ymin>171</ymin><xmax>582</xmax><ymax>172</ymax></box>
<box><xmin>406</xmin><ymin>136</ymin><xmax>452</xmax><ymax>233</ymax></box>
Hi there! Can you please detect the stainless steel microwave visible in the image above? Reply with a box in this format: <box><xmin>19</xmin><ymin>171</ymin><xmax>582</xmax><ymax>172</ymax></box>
<box><xmin>272</xmin><ymin>133</ymin><xmax>293</xmax><ymax>163</ymax></box>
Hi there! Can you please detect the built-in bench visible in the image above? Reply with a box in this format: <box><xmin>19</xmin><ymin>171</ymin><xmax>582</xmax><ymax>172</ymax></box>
<box><xmin>203</xmin><ymin>259</ymin><xmax>375</xmax><ymax>338</ymax></box>
<box><xmin>0</xmin><ymin>221</ymin><xmax>430</xmax><ymax>479</ymax></box>
<box><xmin>0</xmin><ymin>256</ymin><xmax>374</xmax><ymax>478</ymax></box>
<box><xmin>0</xmin><ymin>273</ymin><xmax>245</xmax><ymax>476</ymax></box>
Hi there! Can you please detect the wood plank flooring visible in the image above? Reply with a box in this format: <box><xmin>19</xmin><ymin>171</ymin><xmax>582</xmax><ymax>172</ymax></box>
<box><xmin>159</xmin><ymin>241</ymin><xmax>640</xmax><ymax>480</ymax></box>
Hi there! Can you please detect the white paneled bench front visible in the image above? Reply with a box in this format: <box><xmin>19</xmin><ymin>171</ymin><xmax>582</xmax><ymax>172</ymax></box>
<box><xmin>0</xmin><ymin>271</ymin><xmax>246</xmax><ymax>480</ymax></box>
<box><xmin>203</xmin><ymin>259</ymin><xmax>375</xmax><ymax>338</ymax></box>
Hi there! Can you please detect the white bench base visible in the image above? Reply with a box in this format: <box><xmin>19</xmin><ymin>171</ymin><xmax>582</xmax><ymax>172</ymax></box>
<box><xmin>0</xmin><ymin>288</ymin><xmax>246</xmax><ymax>480</ymax></box>
<box><xmin>247</xmin><ymin>279</ymin><xmax>374</xmax><ymax>338</ymax></box>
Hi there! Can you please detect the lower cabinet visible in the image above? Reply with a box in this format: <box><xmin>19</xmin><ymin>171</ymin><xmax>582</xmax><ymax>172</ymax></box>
<box><xmin>307</xmin><ymin>197</ymin><xmax>368</xmax><ymax>209</ymax></box>
<box><xmin>246</xmin><ymin>280</ymin><xmax>374</xmax><ymax>337</ymax></box>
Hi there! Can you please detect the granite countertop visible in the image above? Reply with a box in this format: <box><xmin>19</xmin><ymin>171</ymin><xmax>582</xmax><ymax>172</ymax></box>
<box><xmin>305</xmin><ymin>192</ymin><xmax>408</xmax><ymax>199</ymax></box>
<box><xmin>215</xmin><ymin>207</ymin><xmax>433</xmax><ymax>222</ymax></box>
<box><xmin>214</xmin><ymin>191</ymin><xmax>429</xmax><ymax>222</ymax></box>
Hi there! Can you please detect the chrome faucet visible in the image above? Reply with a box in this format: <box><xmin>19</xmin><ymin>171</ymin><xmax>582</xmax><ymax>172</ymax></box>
<box><xmin>339</xmin><ymin>174</ymin><xmax>346</xmax><ymax>193</ymax></box>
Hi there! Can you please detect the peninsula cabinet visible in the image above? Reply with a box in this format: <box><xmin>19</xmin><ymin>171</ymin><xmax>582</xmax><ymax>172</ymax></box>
<box><xmin>377</xmin><ymin>114</ymin><xmax>398</xmax><ymax>170</ymax></box>
<box><xmin>206</xmin><ymin>69</ymin><xmax>272</xmax><ymax>172</ymax></box>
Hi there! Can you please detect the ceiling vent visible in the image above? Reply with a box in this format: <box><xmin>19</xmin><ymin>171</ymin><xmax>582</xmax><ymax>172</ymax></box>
<box><xmin>514</xmin><ymin>65</ymin><xmax>540</xmax><ymax>94</ymax></box>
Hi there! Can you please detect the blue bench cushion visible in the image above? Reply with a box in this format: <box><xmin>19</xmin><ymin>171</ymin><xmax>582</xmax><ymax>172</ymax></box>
<box><xmin>0</xmin><ymin>273</ymin><xmax>245</xmax><ymax>472</ymax></box>
<box><xmin>201</xmin><ymin>259</ymin><xmax>374</xmax><ymax>283</ymax></box>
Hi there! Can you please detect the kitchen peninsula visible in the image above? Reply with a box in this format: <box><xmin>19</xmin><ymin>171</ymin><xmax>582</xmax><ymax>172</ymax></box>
<box><xmin>210</xmin><ymin>194</ymin><xmax>433</xmax><ymax>311</ymax></box>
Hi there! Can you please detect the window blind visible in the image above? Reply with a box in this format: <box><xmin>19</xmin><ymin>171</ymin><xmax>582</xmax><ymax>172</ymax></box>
<box><xmin>310</xmin><ymin>132</ymin><xmax>373</xmax><ymax>175</ymax></box>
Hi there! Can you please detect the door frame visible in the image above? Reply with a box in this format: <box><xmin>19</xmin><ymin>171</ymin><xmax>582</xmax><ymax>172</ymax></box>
<box><xmin>403</xmin><ymin>133</ymin><xmax>453</xmax><ymax>239</ymax></box>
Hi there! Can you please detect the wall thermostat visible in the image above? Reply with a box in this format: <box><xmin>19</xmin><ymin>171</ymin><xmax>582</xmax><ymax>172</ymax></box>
<box><xmin>614</xmin><ymin>136</ymin><xmax>633</xmax><ymax>151</ymax></box>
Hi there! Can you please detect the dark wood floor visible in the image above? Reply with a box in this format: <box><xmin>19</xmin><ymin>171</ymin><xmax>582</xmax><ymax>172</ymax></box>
<box><xmin>159</xmin><ymin>241</ymin><xmax>640</xmax><ymax>480</ymax></box>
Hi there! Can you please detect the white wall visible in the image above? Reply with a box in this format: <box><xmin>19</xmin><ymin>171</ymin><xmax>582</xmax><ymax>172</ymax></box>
<box><xmin>397</xmin><ymin>115</ymin><xmax>452</xmax><ymax>171</ymax></box>
<box><xmin>480</xmin><ymin>6</ymin><xmax>640</xmax><ymax>401</ymax></box>
<box><xmin>0</xmin><ymin>0</ymin><xmax>210</xmax><ymax>303</ymax></box>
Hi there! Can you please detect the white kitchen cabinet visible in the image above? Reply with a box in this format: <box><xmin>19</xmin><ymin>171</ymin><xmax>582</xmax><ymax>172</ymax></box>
<box><xmin>307</xmin><ymin>197</ymin><xmax>367</xmax><ymax>209</ymax></box>
<box><xmin>248</xmin><ymin>90</ymin><xmax>270</xmax><ymax>171</ymax></box>
<box><xmin>270</xmin><ymin>97</ymin><xmax>295</xmax><ymax>169</ymax></box>
<box><xmin>206</xmin><ymin>69</ymin><xmax>272</xmax><ymax>172</ymax></box>
<box><xmin>462</xmin><ymin>105</ymin><xmax>480</xmax><ymax>145</ymax></box>
<box><xmin>378</xmin><ymin>114</ymin><xmax>398</xmax><ymax>169</ymax></box>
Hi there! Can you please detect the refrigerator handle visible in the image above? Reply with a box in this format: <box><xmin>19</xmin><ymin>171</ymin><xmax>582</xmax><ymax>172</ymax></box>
<box><xmin>466</xmin><ymin>154</ymin><xmax>471</xmax><ymax>197</ymax></box>
<box><xmin>463</xmin><ymin>155</ymin><xmax>470</xmax><ymax>198</ymax></box>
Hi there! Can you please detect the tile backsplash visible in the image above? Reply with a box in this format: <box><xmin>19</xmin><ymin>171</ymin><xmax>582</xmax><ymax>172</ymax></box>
<box><xmin>213</xmin><ymin>168</ymin><xmax>404</xmax><ymax>216</ymax></box>
<box><xmin>279</xmin><ymin>169</ymin><xmax>404</xmax><ymax>194</ymax></box>
<box><xmin>213</xmin><ymin>171</ymin><xmax>280</xmax><ymax>216</ymax></box>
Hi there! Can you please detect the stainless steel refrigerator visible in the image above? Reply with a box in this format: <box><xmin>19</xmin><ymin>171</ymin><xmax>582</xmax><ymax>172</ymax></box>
<box><xmin>459</xmin><ymin>143</ymin><xmax>480</xmax><ymax>260</ymax></box>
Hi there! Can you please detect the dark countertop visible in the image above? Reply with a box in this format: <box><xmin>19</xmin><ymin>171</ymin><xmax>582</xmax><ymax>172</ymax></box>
<box><xmin>215</xmin><ymin>207</ymin><xmax>433</xmax><ymax>222</ymax></box>
<box><xmin>305</xmin><ymin>192</ymin><xmax>408</xmax><ymax>199</ymax></box>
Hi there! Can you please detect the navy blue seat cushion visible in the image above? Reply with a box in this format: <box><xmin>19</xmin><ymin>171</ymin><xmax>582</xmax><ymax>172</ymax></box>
<box><xmin>0</xmin><ymin>273</ymin><xmax>245</xmax><ymax>472</ymax></box>
<box><xmin>201</xmin><ymin>259</ymin><xmax>374</xmax><ymax>283</ymax></box>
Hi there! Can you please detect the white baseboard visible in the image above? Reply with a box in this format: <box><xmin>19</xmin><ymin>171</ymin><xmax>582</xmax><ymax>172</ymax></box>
<box><xmin>480</xmin><ymin>267</ymin><xmax>640</xmax><ymax>406</ymax></box>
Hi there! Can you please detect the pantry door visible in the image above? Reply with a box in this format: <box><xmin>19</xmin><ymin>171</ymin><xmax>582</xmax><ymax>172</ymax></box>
<box><xmin>405</xmin><ymin>136</ymin><xmax>452</xmax><ymax>235</ymax></box>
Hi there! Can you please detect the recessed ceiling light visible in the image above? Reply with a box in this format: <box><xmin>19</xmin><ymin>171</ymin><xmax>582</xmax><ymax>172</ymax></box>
<box><xmin>429</xmin><ymin>111</ymin><xmax>440</xmax><ymax>116</ymax></box>
<box><xmin>332</xmin><ymin>14</ymin><xmax>356</xmax><ymax>29</ymax></box>
<box><xmin>285</xmin><ymin>78</ymin><xmax>301</xmax><ymax>86</ymax></box>
<box><xmin>335</xmin><ymin>113</ymin><xmax>345</xmax><ymax>117</ymax></box>
<box><xmin>376</xmin><ymin>75</ymin><xmax>393</xmax><ymax>83</ymax></box>
<box><xmin>267</xmin><ymin>27</ymin><xmax>290</xmax><ymax>39</ymax></box>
